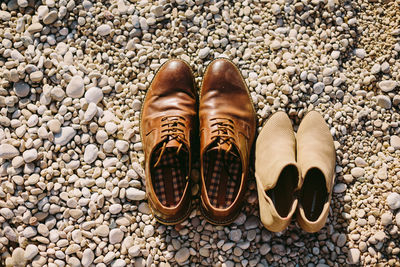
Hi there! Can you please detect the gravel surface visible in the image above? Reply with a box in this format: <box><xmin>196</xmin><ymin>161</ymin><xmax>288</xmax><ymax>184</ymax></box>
<box><xmin>0</xmin><ymin>0</ymin><xmax>400</xmax><ymax>266</ymax></box>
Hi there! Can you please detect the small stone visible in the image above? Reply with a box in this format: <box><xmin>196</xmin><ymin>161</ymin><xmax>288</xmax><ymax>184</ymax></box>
<box><xmin>348</xmin><ymin>248</ymin><xmax>360</xmax><ymax>264</ymax></box>
<box><xmin>175</xmin><ymin>247</ymin><xmax>190</xmax><ymax>264</ymax></box>
<box><xmin>97</xmin><ymin>24</ymin><xmax>112</xmax><ymax>36</ymax></box>
<box><xmin>337</xmin><ymin>233</ymin><xmax>347</xmax><ymax>247</ymax></box>
<box><xmin>109</xmin><ymin>228</ymin><xmax>124</xmax><ymax>244</ymax></box>
<box><xmin>23</xmin><ymin>149</ymin><xmax>38</xmax><ymax>163</ymax></box>
<box><xmin>94</xmin><ymin>225</ymin><xmax>109</xmax><ymax>237</ymax></box>
<box><xmin>126</xmin><ymin>188</ymin><xmax>146</xmax><ymax>201</ymax></box>
<box><xmin>0</xmin><ymin>144</ymin><xmax>19</xmax><ymax>159</ymax></box>
<box><xmin>111</xmin><ymin>259</ymin><xmax>126</xmax><ymax>267</ymax></box>
<box><xmin>313</xmin><ymin>82</ymin><xmax>325</xmax><ymax>94</ymax></box>
<box><xmin>27</xmin><ymin>23</ymin><xmax>43</xmax><ymax>34</ymax></box>
<box><xmin>351</xmin><ymin>167</ymin><xmax>365</xmax><ymax>178</ymax></box>
<box><xmin>390</xmin><ymin>136</ymin><xmax>400</xmax><ymax>150</ymax></box>
<box><xmin>138</xmin><ymin>203</ymin><xmax>151</xmax><ymax>214</ymax></box>
<box><xmin>50</xmin><ymin>87</ymin><xmax>66</xmax><ymax>101</ymax></box>
<box><xmin>69</xmin><ymin>209</ymin><xmax>83</xmax><ymax>219</ymax></box>
<box><xmin>334</xmin><ymin>183</ymin><xmax>347</xmax><ymax>194</ymax></box>
<box><xmin>387</xmin><ymin>193</ymin><xmax>400</xmax><ymax>210</ymax></box>
<box><xmin>66</xmin><ymin>76</ymin><xmax>85</xmax><ymax>98</ymax></box>
<box><xmin>23</xmin><ymin>226</ymin><xmax>37</xmax><ymax>238</ymax></box>
<box><xmin>128</xmin><ymin>245</ymin><xmax>140</xmax><ymax>257</ymax></box>
<box><xmin>24</xmin><ymin>244</ymin><xmax>39</xmax><ymax>260</ymax></box>
<box><xmin>84</xmin><ymin>144</ymin><xmax>98</xmax><ymax>164</ymax></box>
<box><xmin>354</xmin><ymin>48</ymin><xmax>366</xmax><ymax>59</ymax></box>
<box><xmin>30</xmin><ymin>71</ymin><xmax>43</xmax><ymax>82</ymax></box>
<box><xmin>109</xmin><ymin>204</ymin><xmax>122</xmax><ymax>214</ymax></box>
<box><xmin>229</xmin><ymin>229</ymin><xmax>242</xmax><ymax>242</ymax></box>
<box><xmin>82</xmin><ymin>248</ymin><xmax>94</xmax><ymax>267</ymax></box>
<box><xmin>199</xmin><ymin>47</ymin><xmax>210</xmax><ymax>59</ymax></box>
<box><xmin>0</xmin><ymin>208</ymin><xmax>14</xmax><ymax>219</ymax></box>
<box><xmin>85</xmin><ymin>87</ymin><xmax>103</xmax><ymax>104</ymax></box>
<box><xmin>116</xmin><ymin>140</ymin><xmax>129</xmax><ymax>153</ymax></box>
<box><xmin>13</xmin><ymin>82</ymin><xmax>30</xmax><ymax>97</ymax></box>
<box><xmin>84</xmin><ymin>102</ymin><xmax>98</xmax><ymax>121</ymax></box>
<box><xmin>54</xmin><ymin>127</ymin><xmax>77</xmax><ymax>146</ymax></box>
<box><xmin>376</xmin><ymin>95</ymin><xmax>392</xmax><ymax>109</ymax></box>
<box><xmin>381</xmin><ymin>212</ymin><xmax>392</xmax><ymax>226</ymax></box>
<box><xmin>355</xmin><ymin>157</ymin><xmax>367</xmax><ymax>167</ymax></box>
<box><xmin>12</xmin><ymin>248</ymin><xmax>26</xmax><ymax>267</ymax></box>
<box><xmin>43</xmin><ymin>10</ymin><xmax>58</xmax><ymax>24</ymax></box>
<box><xmin>48</xmin><ymin>119</ymin><xmax>61</xmax><ymax>133</ymax></box>
<box><xmin>143</xmin><ymin>225</ymin><xmax>154</xmax><ymax>238</ymax></box>
<box><xmin>378</xmin><ymin>80</ymin><xmax>397</xmax><ymax>92</ymax></box>
<box><xmin>0</xmin><ymin>11</ymin><xmax>11</xmax><ymax>21</ymax></box>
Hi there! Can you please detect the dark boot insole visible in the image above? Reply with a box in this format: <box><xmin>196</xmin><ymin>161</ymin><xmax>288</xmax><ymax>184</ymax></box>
<box><xmin>266</xmin><ymin>165</ymin><xmax>298</xmax><ymax>217</ymax></box>
<box><xmin>299</xmin><ymin>168</ymin><xmax>327</xmax><ymax>221</ymax></box>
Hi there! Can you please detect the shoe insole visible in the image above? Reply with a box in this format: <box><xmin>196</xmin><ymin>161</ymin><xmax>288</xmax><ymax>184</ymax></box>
<box><xmin>299</xmin><ymin>168</ymin><xmax>327</xmax><ymax>221</ymax></box>
<box><xmin>204</xmin><ymin>148</ymin><xmax>242</xmax><ymax>209</ymax></box>
<box><xmin>151</xmin><ymin>147</ymin><xmax>188</xmax><ymax>207</ymax></box>
<box><xmin>266</xmin><ymin>165</ymin><xmax>298</xmax><ymax>217</ymax></box>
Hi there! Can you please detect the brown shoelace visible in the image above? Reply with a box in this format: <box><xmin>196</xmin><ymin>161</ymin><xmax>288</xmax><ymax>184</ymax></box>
<box><xmin>210</xmin><ymin>118</ymin><xmax>235</xmax><ymax>153</ymax></box>
<box><xmin>154</xmin><ymin>115</ymin><xmax>186</xmax><ymax>167</ymax></box>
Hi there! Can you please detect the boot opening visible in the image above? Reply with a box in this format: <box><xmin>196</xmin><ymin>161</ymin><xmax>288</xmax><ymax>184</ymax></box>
<box><xmin>266</xmin><ymin>164</ymin><xmax>299</xmax><ymax>218</ymax></box>
<box><xmin>151</xmin><ymin>146</ymin><xmax>188</xmax><ymax>207</ymax></box>
<box><xmin>299</xmin><ymin>168</ymin><xmax>328</xmax><ymax>222</ymax></box>
<box><xmin>204</xmin><ymin>147</ymin><xmax>242</xmax><ymax>209</ymax></box>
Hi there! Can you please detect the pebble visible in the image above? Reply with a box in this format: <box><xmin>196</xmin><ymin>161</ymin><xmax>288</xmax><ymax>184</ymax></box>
<box><xmin>109</xmin><ymin>204</ymin><xmax>122</xmax><ymax>214</ymax></box>
<box><xmin>229</xmin><ymin>229</ymin><xmax>242</xmax><ymax>242</ymax></box>
<box><xmin>82</xmin><ymin>248</ymin><xmax>94</xmax><ymax>267</ymax></box>
<box><xmin>143</xmin><ymin>225</ymin><xmax>154</xmax><ymax>238</ymax></box>
<box><xmin>199</xmin><ymin>47</ymin><xmax>210</xmax><ymax>59</ymax></box>
<box><xmin>23</xmin><ymin>148</ymin><xmax>38</xmax><ymax>163</ymax></box>
<box><xmin>376</xmin><ymin>95</ymin><xmax>392</xmax><ymax>109</ymax></box>
<box><xmin>84</xmin><ymin>144</ymin><xmax>98</xmax><ymax>164</ymax></box>
<box><xmin>85</xmin><ymin>87</ymin><xmax>103</xmax><ymax>104</ymax></box>
<box><xmin>381</xmin><ymin>212</ymin><xmax>392</xmax><ymax>226</ymax></box>
<box><xmin>348</xmin><ymin>248</ymin><xmax>360</xmax><ymax>264</ymax></box>
<box><xmin>354</xmin><ymin>48</ymin><xmax>366</xmax><ymax>58</ymax></box>
<box><xmin>97</xmin><ymin>24</ymin><xmax>112</xmax><ymax>36</ymax></box>
<box><xmin>378</xmin><ymin>80</ymin><xmax>397</xmax><ymax>92</ymax></box>
<box><xmin>24</xmin><ymin>244</ymin><xmax>39</xmax><ymax>260</ymax></box>
<box><xmin>390</xmin><ymin>135</ymin><xmax>400</xmax><ymax>149</ymax></box>
<box><xmin>387</xmin><ymin>193</ymin><xmax>400</xmax><ymax>210</ymax></box>
<box><xmin>66</xmin><ymin>76</ymin><xmax>85</xmax><ymax>98</ymax></box>
<box><xmin>84</xmin><ymin>102</ymin><xmax>98</xmax><ymax>121</ymax></box>
<box><xmin>94</xmin><ymin>225</ymin><xmax>110</xmax><ymax>237</ymax></box>
<box><xmin>175</xmin><ymin>247</ymin><xmax>190</xmax><ymax>264</ymax></box>
<box><xmin>109</xmin><ymin>228</ymin><xmax>124</xmax><ymax>244</ymax></box>
<box><xmin>126</xmin><ymin>188</ymin><xmax>146</xmax><ymax>201</ymax></box>
<box><xmin>334</xmin><ymin>183</ymin><xmax>347</xmax><ymax>193</ymax></box>
<box><xmin>0</xmin><ymin>144</ymin><xmax>19</xmax><ymax>159</ymax></box>
<box><xmin>351</xmin><ymin>167</ymin><xmax>365</xmax><ymax>178</ymax></box>
<box><xmin>13</xmin><ymin>82</ymin><xmax>30</xmax><ymax>97</ymax></box>
<box><xmin>116</xmin><ymin>140</ymin><xmax>129</xmax><ymax>153</ymax></box>
<box><xmin>54</xmin><ymin>127</ymin><xmax>77</xmax><ymax>146</ymax></box>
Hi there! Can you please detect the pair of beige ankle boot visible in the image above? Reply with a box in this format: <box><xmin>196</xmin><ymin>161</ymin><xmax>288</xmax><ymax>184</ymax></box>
<box><xmin>255</xmin><ymin>111</ymin><xmax>336</xmax><ymax>233</ymax></box>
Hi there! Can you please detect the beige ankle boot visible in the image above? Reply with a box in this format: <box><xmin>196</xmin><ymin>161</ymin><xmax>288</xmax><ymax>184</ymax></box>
<box><xmin>296</xmin><ymin>111</ymin><xmax>336</xmax><ymax>233</ymax></box>
<box><xmin>255</xmin><ymin>112</ymin><xmax>301</xmax><ymax>232</ymax></box>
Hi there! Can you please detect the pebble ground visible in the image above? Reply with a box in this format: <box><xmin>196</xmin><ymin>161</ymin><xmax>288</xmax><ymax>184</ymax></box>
<box><xmin>0</xmin><ymin>0</ymin><xmax>400</xmax><ymax>266</ymax></box>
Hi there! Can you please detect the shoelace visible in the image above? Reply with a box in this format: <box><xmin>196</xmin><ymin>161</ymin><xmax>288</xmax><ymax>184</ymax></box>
<box><xmin>154</xmin><ymin>115</ymin><xmax>186</xmax><ymax>168</ymax></box>
<box><xmin>210</xmin><ymin>118</ymin><xmax>235</xmax><ymax>154</ymax></box>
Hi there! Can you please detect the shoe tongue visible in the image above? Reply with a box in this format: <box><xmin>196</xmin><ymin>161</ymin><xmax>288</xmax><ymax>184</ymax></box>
<box><xmin>165</xmin><ymin>139</ymin><xmax>181</xmax><ymax>148</ymax></box>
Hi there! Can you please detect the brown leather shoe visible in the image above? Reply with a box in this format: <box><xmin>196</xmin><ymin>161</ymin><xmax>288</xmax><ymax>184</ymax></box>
<box><xmin>199</xmin><ymin>58</ymin><xmax>256</xmax><ymax>225</ymax></box>
<box><xmin>140</xmin><ymin>59</ymin><xmax>197</xmax><ymax>225</ymax></box>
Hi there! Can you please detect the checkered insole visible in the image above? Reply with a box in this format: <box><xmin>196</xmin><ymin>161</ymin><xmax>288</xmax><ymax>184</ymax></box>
<box><xmin>151</xmin><ymin>147</ymin><xmax>188</xmax><ymax>207</ymax></box>
<box><xmin>204</xmin><ymin>148</ymin><xmax>242</xmax><ymax>209</ymax></box>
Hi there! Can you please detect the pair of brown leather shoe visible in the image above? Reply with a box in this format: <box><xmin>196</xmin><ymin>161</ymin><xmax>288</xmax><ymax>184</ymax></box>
<box><xmin>140</xmin><ymin>59</ymin><xmax>256</xmax><ymax>225</ymax></box>
<box><xmin>255</xmin><ymin>111</ymin><xmax>336</xmax><ymax>233</ymax></box>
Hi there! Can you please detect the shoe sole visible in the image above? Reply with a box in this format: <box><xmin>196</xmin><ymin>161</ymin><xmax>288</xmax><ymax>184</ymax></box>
<box><xmin>199</xmin><ymin>57</ymin><xmax>257</xmax><ymax>226</ymax></box>
<box><xmin>139</xmin><ymin>59</ymin><xmax>196</xmax><ymax>225</ymax></box>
